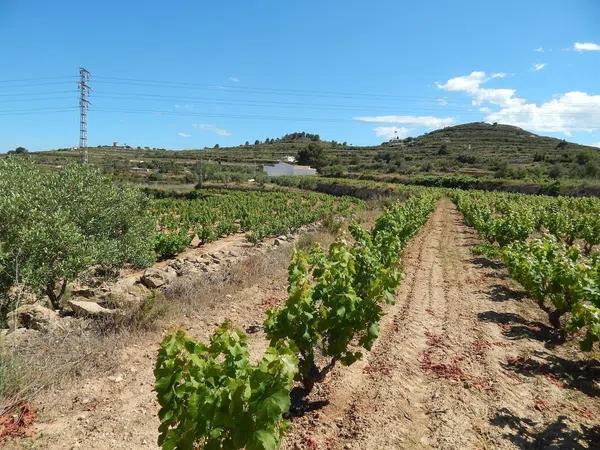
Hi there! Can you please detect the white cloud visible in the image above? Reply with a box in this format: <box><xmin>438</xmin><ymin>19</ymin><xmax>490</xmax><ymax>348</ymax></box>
<box><xmin>374</xmin><ymin>126</ymin><xmax>409</xmax><ymax>140</ymax></box>
<box><xmin>192</xmin><ymin>123</ymin><xmax>232</xmax><ymax>136</ymax></box>
<box><xmin>574</xmin><ymin>42</ymin><xmax>600</xmax><ymax>52</ymax></box>
<box><xmin>354</xmin><ymin>114</ymin><xmax>454</xmax><ymax>129</ymax></box>
<box><xmin>438</xmin><ymin>71</ymin><xmax>600</xmax><ymax>133</ymax></box>
<box><xmin>177</xmin><ymin>132</ymin><xmax>191</xmax><ymax>138</ymax></box>
<box><xmin>534</xmin><ymin>47</ymin><xmax>545</xmax><ymax>53</ymax></box>
<box><xmin>590</xmin><ymin>142</ymin><xmax>600</xmax><ymax>148</ymax></box>
<box><xmin>437</xmin><ymin>71</ymin><xmax>522</xmax><ymax>108</ymax></box>
<box><xmin>437</xmin><ymin>71</ymin><xmax>486</xmax><ymax>92</ymax></box>
<box><xmin>485</xmin><ymin>91</ymin><xmax>600</xmax><ymax>133</ymax></box>
<box><xmin>532</xmin><ymin>63</ymin><xmax>547</xmax><ymax>71</ymax></box>
<box><xmin>229</xmin><ymin>77</ymin><xmax>240</xmax><ymax>83</ymax></box>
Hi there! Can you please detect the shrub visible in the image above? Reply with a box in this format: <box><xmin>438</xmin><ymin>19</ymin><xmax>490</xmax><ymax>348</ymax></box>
<box><xmin>154</xmin><ymin>232</ymin><xmax>190</xmax><ymax>259</ymax></box>
<box><xmin>155</xmin><ymin>324</ymin><xmax>298</xmax><ymax>450</ymax></box>
<box><xmin>0</xmin><ymin>158</ymin><xmax>155</xmax><ymax>311</ymax></box>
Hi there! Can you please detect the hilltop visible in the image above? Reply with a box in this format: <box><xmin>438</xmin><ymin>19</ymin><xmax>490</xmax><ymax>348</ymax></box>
<box><xmin>374</xmin><ymin>122</ymin><xmax>599</xmax><ymax>179</ymax></box>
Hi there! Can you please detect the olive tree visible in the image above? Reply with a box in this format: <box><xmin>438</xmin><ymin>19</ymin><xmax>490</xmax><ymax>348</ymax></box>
<box><xmin>0</xmin><ymin>157</ymin><xmax>156</xmax><ymax>311</ymax></box>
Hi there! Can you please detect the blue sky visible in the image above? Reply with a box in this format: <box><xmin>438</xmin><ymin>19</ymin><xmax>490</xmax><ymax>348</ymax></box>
<box><xmin>1</xmin><ymin>0</ymin><xmax>599</xmax><ymax>151</ymax></box>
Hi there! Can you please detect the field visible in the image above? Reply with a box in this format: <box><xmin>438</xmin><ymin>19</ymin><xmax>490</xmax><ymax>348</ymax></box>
<box><xmin>149</xmin><ymin>188</ymin><xmax>363</xmax><ymax>257</ymax></box>
<box><xmin>0</xmin><ymin>163</ymin><xmax>599</xmax><ymax>449</ymax></box>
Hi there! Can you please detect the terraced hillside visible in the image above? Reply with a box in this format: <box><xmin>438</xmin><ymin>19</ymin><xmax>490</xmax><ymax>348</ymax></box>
<box><xmin>13</xmin><ymin>122</ymin><xmax>600</xmax><ymax>187</ymax></box>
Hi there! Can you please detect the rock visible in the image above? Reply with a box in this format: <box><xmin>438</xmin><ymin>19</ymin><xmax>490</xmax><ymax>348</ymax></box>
<box><xmin>2</xmin><ymin>327</ymin><xmax>39</xmax><ymax>345</ymax></box>
<box><xmin>273</xmin><ymin>238</ymin><xmax>282</xmax><ymax>246</ymax></box>
<box><xmin>71</xmin><ymin>285</ymin><xmax>96</xmax><ymax>298</ymax></box>
<box><xmin>68</xmin><ymin>299</ymin><xmax>116</xmax><ymax>318</ymax></box>
<box><xmin>6</xmin><ymin>304</ymin><xmax>59</xmax><ymax>332</ymax></box>
<box><xmin>184</xmin><ymin>255</ymin><xmax>203</xmax><ymax>265</ymax></box>
<box><xmin>128</xmin><ymin>283</ymin><xmax>150</xmax><ymax>299</ymax></box>
<box><xmin>7</xmin><ymin>284</ymin><xmax>39</xmax><ymax>305</ymax></box>
<box><xmin>245</xmin><ymin>325</ymin><xmax>261</xmax><ymax>334</ymax></box>
<box><xmin>140</xmin><ymin>268</ymin><xmax>177</xmax><ymax>289</ymax></box>
<box><xmin>190</xmin><ymin>234</ymin><xmax>201</xmax><ymax>247</ymax></box>
<box><xmin>277</xmin><ymin>235</ymin><xmax>287</xmax><ymax>241</ymax></box>
<box><xmin>102</xmin><ymin>284</ymin><xmax>149</xmax><ymax>308</ymax></box>
<box><xmin>168</xmin><ymin>259</ymin><xmax>184</xmax><ymax>270</ymax></box>
<box><xmin>227</xmin><ymin>249</ymin><xmax>240</xmax><ymax>258</ymax></box>
<box><xmin>169</xmin><ymin>259</ymin><xmax>198</xmax><ymax>276</ymax></box>
<box><xmin>164</xmin><ymin>266</ymin><xmax>178</xmax><ymax>278</ymax></box>
<box><xmin>108</xmin><ymin>374</ymin><xmax>123</xmax><ymax>383</ymax></box>
<box><xmin>174</xmin><ymin>260</ymin><xmax>197</xmax><ymax>276</ymax></box>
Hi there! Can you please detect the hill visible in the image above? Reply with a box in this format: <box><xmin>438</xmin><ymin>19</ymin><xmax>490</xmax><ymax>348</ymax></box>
<box><xmin>373</xmin><ymin>122</ymin><xmax>600</xmax><ymax>180</ymax></box>
<box><xmin>10</xmin><ymin>122</ymin><xmax>600</xmax><ymax>187</ymax></box>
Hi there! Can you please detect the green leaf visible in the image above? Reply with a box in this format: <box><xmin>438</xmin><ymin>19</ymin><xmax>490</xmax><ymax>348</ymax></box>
<box><xmin>247</xmin><ymin>430</ymin><xmax>278</xmax><ymax>450</ymax></box>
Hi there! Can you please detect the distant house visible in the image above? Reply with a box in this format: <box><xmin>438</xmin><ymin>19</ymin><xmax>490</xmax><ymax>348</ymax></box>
<box><xmin>263</xmin><ymin>161</ymin><xmax>317</xmax><ymax>177</ymax></box>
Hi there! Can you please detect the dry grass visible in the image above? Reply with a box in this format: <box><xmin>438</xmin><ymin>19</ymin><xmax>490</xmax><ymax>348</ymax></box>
<box><xmin>0</xmin><ymin>328</ymin><xmax>124</xmax><ymax>416</ymax></box>
<box><xmin>164</xmin><ymin>245</ymin><xmax>293</xmax><ymax>313</ymax></box>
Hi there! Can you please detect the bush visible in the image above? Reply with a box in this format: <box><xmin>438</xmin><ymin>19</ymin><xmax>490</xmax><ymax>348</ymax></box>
<box><xmin>0</xmin><ymin>158</ymin><xmax>156</xmax><ymax>311</ymax></box>
<box><xmin>456</xmin><ymin>154</ymin><xmax>477</xmax><ymax>164</ymax></box>
<box><xmin>154</xmin><ymin>232</ymin><xmax>190</xmax><ymax>259</ymax></box>
<box><xmin>297</xmin><ymin>143</ymin><xmax>324</xmax><ymax>169</ymax></box>
<box><xmin>155</xmin><ymin>324</ymin><xmax>298</xmax><ymax>450</ymax></box>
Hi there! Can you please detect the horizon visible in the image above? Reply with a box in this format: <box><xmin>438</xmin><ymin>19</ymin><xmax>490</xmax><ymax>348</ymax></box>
<box><xmin>10</xmin><ymin>120</ymin><xmax>600</xmax><ymax>154</ymax></box>
<box><xmin>1</xmin><ymin>0</ymin><xmax>599</xmax><ymax>151</ymax></box>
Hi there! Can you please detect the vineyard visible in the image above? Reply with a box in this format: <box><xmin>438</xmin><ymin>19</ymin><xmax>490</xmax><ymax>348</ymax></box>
<box><xmin>2</xmin><ymin>1</ymin><xmax>600</xmax><ymax>446</ymax></box>
<box><xmin>452</xmin><ymin>190</ymin><xmax>600</xmax><ymax>351</ymax></box>
<box><xmin>154</xmin><ymin>192</ymin><xmax>439</xmax><ymax>449</ymax></box>
<box><xmin>1</xmin><ymin>165</ymin><xmax>599</xmax><ymax>449</ymax></box>
<box><xmin>150</xmin><ymin>189</ymin><xmax>364</xmax><ymax>258</ymax></box>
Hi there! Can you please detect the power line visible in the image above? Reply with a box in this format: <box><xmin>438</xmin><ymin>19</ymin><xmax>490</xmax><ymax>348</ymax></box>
<box><xmin>0</xmin><ymin>90</ymin><xmax>77</xmax><ymax>97</ymax></box>
<box><xmin>0</xmin><ymin>107</ymin><xmax>78</xmax><ymax>116</ymax></box>
<box><xmin>0</xmin><ymin>76</ymin><xmax>77</xmax><ymax>83</ymax></box>
<box><xmin>90</xmin><ymin>92</ymin><xmax>473</xmax><ymax>113</ymax></box>
<box><xmin>92</xmin><ymin>76</ymin><xmax>454</xmax><ymax>102</ymax></box>
<box><xmin>90</xmin><ymin>105</ymin><xmax>600</xmax><ymax>121</ymax></box>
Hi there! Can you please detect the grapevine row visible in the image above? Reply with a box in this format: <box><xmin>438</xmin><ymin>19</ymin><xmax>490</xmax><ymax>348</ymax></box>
<box><xmin>451</xmin><ymin>190</ymin><xmax>599</xmax><ymax>351</ymax></box>
<box><xmin>452</xmin><ymin>190</ymin><xmax>600</xmax><ymax>251</ymax></box>
<box><xmin>154</xmin><ymin>191</ymin><xmax>439</xmax><ymax>449</ymax></box>
<box><xmin>150</xmin><ymin>189</ymin><xmax>364</xmax><ymax>258</ymax></box>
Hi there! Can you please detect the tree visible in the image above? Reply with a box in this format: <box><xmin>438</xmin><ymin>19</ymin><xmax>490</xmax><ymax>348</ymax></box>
<box><xmin>214</xmin><ymin>144</ymin><xmax>220</xmax><ymax>149</ymax></box>
<box><xmin>576</xmin><ymin>151</ymin><xmax>593</xmax><ymax>165</ymax></box>
<box><xmin>0</xmin><ymin>158</ymin><xmax>155</xmax><ymax>311</ymax></box>
<box><xmin>254</xmin><ymin>140</ymin><xmax>260</xmax><ymax>146</ymax></box>
<box><xmin>7</xmin><ymin>147</ymin><xmax>28</xmax><ymax>155</ymax></box>
<box><xmin>548</xmin><ymin>164</ymin><xmax>562</xmax><ymax>179</ymax></box>
<box><xmin>297</xmin><ymin>142</ymin><xmax>324</xmax><ymax>169</ymax></box>
<box><xmin>556</xmin><ymin>140</ymin><xmax>568</xmax><ymax>149</ymax></box>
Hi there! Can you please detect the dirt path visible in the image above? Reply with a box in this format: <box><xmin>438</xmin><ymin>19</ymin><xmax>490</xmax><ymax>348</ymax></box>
<box><xmin>8</xmin><ymin>199</ymin><xmax>598</xmax><ymax>449</ymax></box>
<box><xmin>282</xmin><ymin>199</ymin><xmax>599</xmax><ymax>450</ymax></box>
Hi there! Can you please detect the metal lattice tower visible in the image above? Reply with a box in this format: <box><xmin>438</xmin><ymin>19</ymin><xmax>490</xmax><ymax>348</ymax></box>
<box><xmin>78</xmin><ymin>67</ymin><xmax>91</xmax><ymax>163</ymax></box>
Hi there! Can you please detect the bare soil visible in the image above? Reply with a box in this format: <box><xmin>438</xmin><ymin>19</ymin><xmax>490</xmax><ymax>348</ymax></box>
<box><xmin>5</xmin><ymin>199</ymin><xmax>599</xmax><ymax>449</ymax></box>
